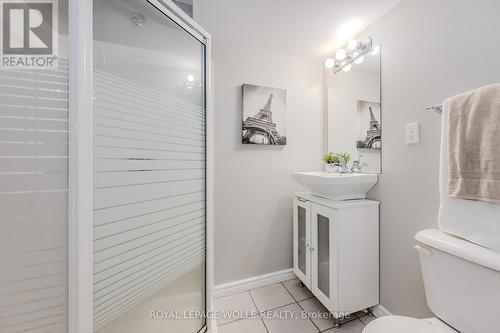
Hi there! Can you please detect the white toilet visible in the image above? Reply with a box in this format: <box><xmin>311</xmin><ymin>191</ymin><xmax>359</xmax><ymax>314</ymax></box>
<box><xmin>364</xmin><ymin>228</ymin><xmax>500</xmax><ymax>333</ymax></box>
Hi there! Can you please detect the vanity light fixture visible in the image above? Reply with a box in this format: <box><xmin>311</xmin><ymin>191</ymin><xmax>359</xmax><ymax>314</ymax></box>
<box><xmin>342</xmin><ymin>64</ymin><xmax>352</xmax><ymax>72</ymax></box>
<box><xmin>324</xmin><ymin>58</ymin><xmax>335</xmax><ymax>69</ymax></box>
<box><xmin>335</xmin><ymin>49</ymin><xmax>347</xmax><ymax>61</ymax></box>
<box><xmin>347</xmin><ymin>39</ymin><xmax>358</xmax><ymax>50</ymax></box>
<box><xmin>324</xmin><ymin>36</ymin><xmax>374</xmax><ymax>73</ymax></box>
<box><xmin>354</xmin><ymin>56</ymin><xmax>364</xmax><ymax>64</ymax></box>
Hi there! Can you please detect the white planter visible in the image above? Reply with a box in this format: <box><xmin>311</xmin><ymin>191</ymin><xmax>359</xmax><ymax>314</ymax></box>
<box><xmin>325</xmin><ymin>164</ymin><xmax>338</xmax><ymax>173</ymax></box>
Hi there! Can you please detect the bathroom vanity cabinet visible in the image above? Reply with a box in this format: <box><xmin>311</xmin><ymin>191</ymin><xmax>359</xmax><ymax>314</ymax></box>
<box><xmin>293</xmin><ymin>193</ymin><xmax>379</xmax><ymax>316</ymax></box>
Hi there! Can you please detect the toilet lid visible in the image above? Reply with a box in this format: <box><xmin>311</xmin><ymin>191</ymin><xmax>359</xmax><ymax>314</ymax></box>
<box><xmin>363</xmin><ymin>316</ymin><xmax>455</xmax><ymax>333</ymax></box>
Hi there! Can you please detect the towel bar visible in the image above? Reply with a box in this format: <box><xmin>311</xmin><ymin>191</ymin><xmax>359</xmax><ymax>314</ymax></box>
<box><xmin>425</xmin><ymin>104</ymin><xmax>443</xmax><ymax>113</ymax></box>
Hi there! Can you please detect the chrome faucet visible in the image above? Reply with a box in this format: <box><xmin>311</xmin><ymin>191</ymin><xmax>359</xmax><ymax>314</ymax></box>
<box><xmin>336</xmin><ymin>157</ymin><xmax>349</xmax><ymax>173</ymax></box>
<box><xmin>337</xmin><ymin>161</ymin><xmax>347</xmax><ymax>173</ymax></box>
<box><xmin>351</xmin><ymin>155</ymin><xmax>363</xmax><ymax>173</ymax></box>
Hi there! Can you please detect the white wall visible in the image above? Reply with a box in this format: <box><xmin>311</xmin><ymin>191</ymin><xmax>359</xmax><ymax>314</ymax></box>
<box><xmin>194</xmin><ymin>2</ymin><xmax>324</xmax><ymax>285</ymax></box>
<box><xmin>361</xmin><ymin>0</ymin><xmax>500</xmax><ymax>317</ymax></box>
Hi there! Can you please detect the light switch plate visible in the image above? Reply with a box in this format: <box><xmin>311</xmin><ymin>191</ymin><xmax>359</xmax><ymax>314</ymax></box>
<box><xmin>405</xmin><ymin>122</ymin><xmax>420</xmax><ymax>144</ymax></box>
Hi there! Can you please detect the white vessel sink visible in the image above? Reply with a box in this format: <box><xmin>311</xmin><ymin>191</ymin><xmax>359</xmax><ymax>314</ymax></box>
<box><xmin>291</xmin><ymin>171</ymin><xmax>378</xmax><ymax>201</ymax></box>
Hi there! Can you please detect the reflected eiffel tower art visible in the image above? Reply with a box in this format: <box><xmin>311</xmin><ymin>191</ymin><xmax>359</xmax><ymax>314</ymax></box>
<box><xmin>357</xmin><ymin>106</ymin><xmax>381</xmax><ymax>149</ymax></box>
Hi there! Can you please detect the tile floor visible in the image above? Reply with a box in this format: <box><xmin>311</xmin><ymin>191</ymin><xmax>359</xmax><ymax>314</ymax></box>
<box><xmin>214</xmin><ymin>278</ymin><xmax>376</xmax><ymax>333</ymax></box>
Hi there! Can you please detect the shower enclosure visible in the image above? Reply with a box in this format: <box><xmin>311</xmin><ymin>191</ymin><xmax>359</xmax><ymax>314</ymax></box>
<box><xmin>91</xmin><ymin>1</ymin><xmax>210</xmax><ymax>332</ymax></box>
<box><xmin>0</xmin><ymin>1</ymin><xmax>212</xmax><ymax>333</ymax></box>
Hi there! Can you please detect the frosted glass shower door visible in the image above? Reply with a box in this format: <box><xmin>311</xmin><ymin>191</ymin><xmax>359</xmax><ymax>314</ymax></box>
<box><xmin>92</xmin><ymin>1</ymin><xmax>206</xmax><ymax>332</ymax></box>
<box><xmin>0</xmin><ymin>1</ymin><xmax>69</xmax><ymax>332</ymax></box>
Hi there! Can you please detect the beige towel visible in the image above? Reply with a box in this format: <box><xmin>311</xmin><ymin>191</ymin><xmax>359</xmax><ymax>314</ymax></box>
<box><xmin>448</xmin><ymin>83</ymin><xmax>500</xmax><ymax>203</ymax></box>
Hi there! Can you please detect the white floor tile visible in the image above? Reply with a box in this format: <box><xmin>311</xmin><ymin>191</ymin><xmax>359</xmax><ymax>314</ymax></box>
<box><xmin>262</xmin><ymin>303</ymin><xmax>319</xmax><ymax>333</ymax></box>
<box><xmin>357</xmin><ymin>313</ymin><xmax>376</xmax><ymax>326</ymax></box>
<box><xmin>250</xmin><ymin>283</ymin><xmax>295</xmax><ymax>311</ymax></box>
<box><xmin>217</xmin><ymin>317</ymin><xmax>267</xmax><ymax>333</ymax></box>
<box><xmin>214</xmin><ymin>291</ymin><xmax>257</xmax><ymax>325</ymax></box>
<box><xmin>298</xmin><ymin>297</ymin><xmax>337</xmax><ymax>331</ymax></box>
<box><xmin>323</xmin><ymin>318</ymin><xmax>365</xmax><ymax>333</ymax></box>
<box><xmin>282</xmin><ymin>279</ymin><xmax>314</xmax><ymax>302</ymax></box>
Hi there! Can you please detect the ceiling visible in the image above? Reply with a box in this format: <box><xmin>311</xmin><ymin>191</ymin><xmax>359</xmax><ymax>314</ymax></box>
<box><xmin>194</xmin><ymin>0</ymin><xmax>402</xmax><ymax>59</ymax></box>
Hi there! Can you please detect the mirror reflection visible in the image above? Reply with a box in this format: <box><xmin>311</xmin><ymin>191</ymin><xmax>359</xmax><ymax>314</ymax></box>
<box><xmin>327</xmin><ymin>43</ymin><xmax>381</xmax><ymax>173</ymax></box>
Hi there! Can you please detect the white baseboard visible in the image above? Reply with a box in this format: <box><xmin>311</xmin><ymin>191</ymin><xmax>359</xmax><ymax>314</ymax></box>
<box><xmin>213</xmin><ymin>269</ymin><xmax>296</xmax><ymax>298</ymax></box>
<box><xmin>372</xmin><ymin>304</ymin><xmax>392</xmax><ymax>317</ymax></box>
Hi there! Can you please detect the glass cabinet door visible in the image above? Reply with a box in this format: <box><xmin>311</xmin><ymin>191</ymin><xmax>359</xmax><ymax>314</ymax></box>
<box><xmin>293</xmin><ymin>197</ymin><xmax>311</xmax><ymax>287</ymax></box>
<box><xmin>317</xmin><ymin>214</ymin><xmax>330</xmax><ymax>298</ymax></box>
<box><xmin>298</xmin><ymin>205</ymin><xmax>307</xmax><ymax>275</ymax></box>
<box><xmin>311</xmin><ymin>203</ymin><xmax>336</xmax><ymax>308</ymax></box>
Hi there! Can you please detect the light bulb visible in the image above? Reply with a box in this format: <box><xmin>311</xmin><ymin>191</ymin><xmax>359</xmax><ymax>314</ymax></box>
<box><xmin>342</xmin><ymin>64</ymin><xmax>352</xmax><ymax>72</ymax></box>
<box><xmin>371</xmin><ymin>45</ymin><xmax>380</xmax><ymax>55</ymax></box>
<box><xmin>359</xmin><ymin>38</ymin><xmax>371</xmax><ymax>50</ymax></box>
<box><xmin>324</xmin><ymin>58</ymin><xmax>335</xmax><ymax>69</ymax></box>
<box><xmin>354</xmin><ymin>56</ymin><xmax>364</xmax><ymax>64</ymax></box>
<box><xmin>335</xmin><ymin>49</ymin><xmax>347</xmax><ymax>61</ymax></box>
<box><xmin>187</xmin><ymin>75</ymin><xmax>195</xmax><ymax>82</ymax></box>
<box><xmin>347</xmin><ymin>39</ymin><xmax>358</xmax><ymax>50</ymax></box>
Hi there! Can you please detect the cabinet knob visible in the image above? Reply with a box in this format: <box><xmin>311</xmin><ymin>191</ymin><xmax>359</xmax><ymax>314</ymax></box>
<box><xmin>310</xmin><ymin>247</ymin><xmax>315</xmax><ymax>252</ymax></box>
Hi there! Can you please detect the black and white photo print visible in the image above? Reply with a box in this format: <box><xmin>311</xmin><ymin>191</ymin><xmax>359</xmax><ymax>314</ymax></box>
<box><xmin>242</xmin><ymin>84</ymin><xmax>287</xmax><ymax>145</ymax></box>
<box><xmin>356</xmin><ymin>100</ymin><xmax>381</xmax><ymax>149</ymax></box>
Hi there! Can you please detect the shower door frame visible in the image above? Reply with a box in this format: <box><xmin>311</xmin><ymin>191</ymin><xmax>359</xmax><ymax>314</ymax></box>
<box><xmin>68</xmin><ymin>1</ymin><xmax>214</xmax><ymax>332</ymax></box>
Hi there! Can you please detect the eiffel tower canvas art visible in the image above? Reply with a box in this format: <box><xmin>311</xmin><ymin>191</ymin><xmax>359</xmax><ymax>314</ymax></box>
<box><xmin>356</xmin><ymin>100</ymin><xmax>381</xmax><ymax>149</ymax></box>
<box><xmin>242</xmin><ymin>84</ymin><xmax>287</xmax><ymax>145</ymax></box>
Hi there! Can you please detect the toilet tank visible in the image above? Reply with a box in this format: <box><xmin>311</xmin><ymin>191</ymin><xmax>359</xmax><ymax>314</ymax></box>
<box><xmin>415</xmin><ymin>229</ymin><xmax>500</xmax><ymax>333</ymax></box>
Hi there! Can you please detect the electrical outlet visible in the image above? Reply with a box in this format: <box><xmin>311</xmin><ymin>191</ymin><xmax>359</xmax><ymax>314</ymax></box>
<box><xmin>405</xmin><ymin>122</ymin><xmax>420</xmax><ymax>144</ymax></box>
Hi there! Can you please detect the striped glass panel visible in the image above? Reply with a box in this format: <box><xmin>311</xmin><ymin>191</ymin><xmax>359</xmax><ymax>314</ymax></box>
<box><xmin>93</xmin><ymin>1</ymin><xmax>206</xmax><ymax>332</ymax></box>
<box><xmin>0</xmin><ymin>47</ymin><xmax>69</xmax><ymax>333</ymax></box>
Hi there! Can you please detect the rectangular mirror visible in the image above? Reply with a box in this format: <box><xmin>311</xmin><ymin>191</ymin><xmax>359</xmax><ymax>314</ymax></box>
<box><xmin>327</xmin><ymin>44</ymin><xmax>381</xmax><ymax>173</ymax></box>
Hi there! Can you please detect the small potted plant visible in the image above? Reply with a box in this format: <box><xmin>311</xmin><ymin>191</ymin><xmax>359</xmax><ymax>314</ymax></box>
<box><xmin>338</xmin><ymin>152</ymin><xmax>351</xmax><ymax>173</ymax></box>
<box><xmin>322</xmin><ymin>152</ymin><xmax>340</xmax><ymax>173</ymax></box>
<box><xmin>322</xmin><ymin>152</ymin><xmax>352</xmax><ymax>173</ymax></box>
